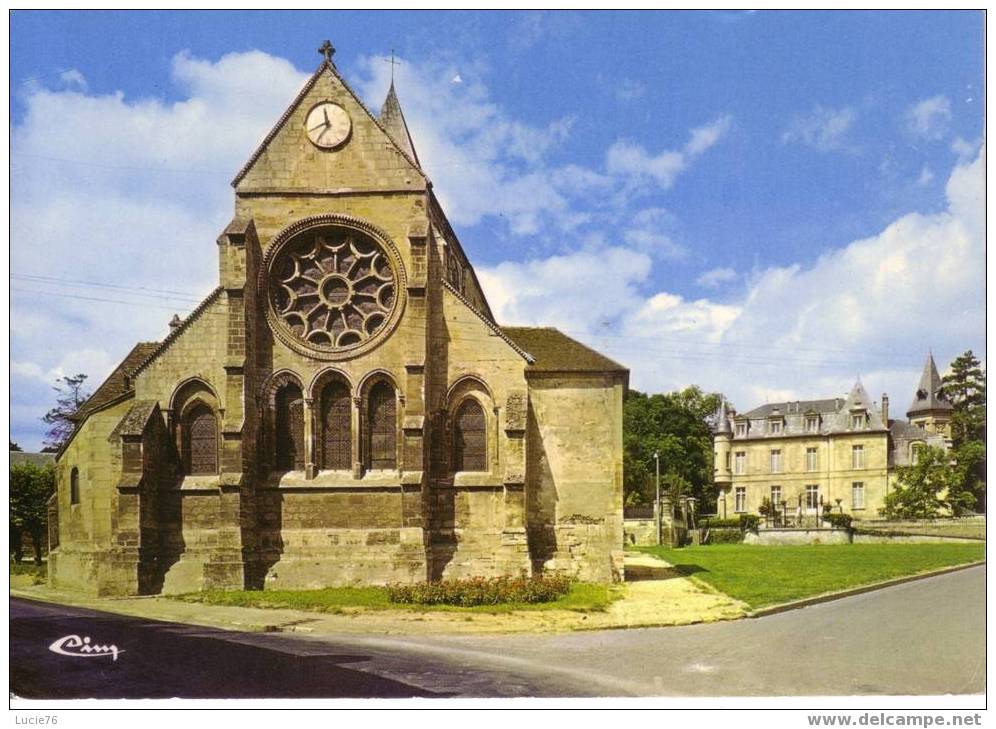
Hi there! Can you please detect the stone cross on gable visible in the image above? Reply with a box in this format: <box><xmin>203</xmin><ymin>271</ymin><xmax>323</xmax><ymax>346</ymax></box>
<box><xmin>318</xmin><ymin>40</ymin><xmax>336</xmax><ymax>63</ymax></box>
<box><xmin>384</xmin><ymin>49</ymin><xmax>401</xmax><ymax>82</ymax></box>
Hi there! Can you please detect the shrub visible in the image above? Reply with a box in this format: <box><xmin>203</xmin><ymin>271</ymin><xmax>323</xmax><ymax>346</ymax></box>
<box><xmin>705</xmin><ymin>527</ymin><xmax>743</xmax><ymax>544</ymax></box>
<box><xmin>758</xmin><ymin>497</ymin><xmax>774</xmax><ymax>518</ymax></box>
<box><xmin>700</xmin><ymin>517</ymin><xmax>742</xmax><ymax>529</ymax></box>
<box><xmin>386</xmin><ymin>574</ymin><xmax>573</xmax><ymax>607</ymax></box>
<box><xmin>739</xmin><ymin>514</ymin><xmax>761</xmax><ymax>533</ymax></box>
<box><xmin>825</xmin><ymin>513</ymin><xmax>853</xmax><ymax>530</ymax></box>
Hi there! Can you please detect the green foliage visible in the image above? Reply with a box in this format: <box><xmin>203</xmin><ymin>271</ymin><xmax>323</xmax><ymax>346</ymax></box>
<box><xmin>940</xmin><ymin>351</ymin><xmax>986</xmax><ymax>510</ymax></box>
<box><xmin>387</xmin><ymin>574</ymin><xmax>572</xmax><ymax>606</ymax></box>
<box><xmin>42</xmin><ymin>373</ymin><xmax>91</xmax><ymax>451</ymax></box>
<box><xmin>177</xmin><ymin>581</ymin><xmax>614</xmax><ymax>613</ymax></box>
<box><xmin>9</xmin><ymin>462</ymin><xmax>55</xmax><ymax>565</ymax></box>
<box><xmin>9</xmin><ymin>440</ymin><xmax>22</xmax><ymax>451</ymax></box>
<box><xmin>700</xmin><ymin>517</ymin><xmax>742</xmax><ymax>529</ymax></box>
<box><xmin>738</xmin><ymin>514</ymin><xmax>761</xmax><ymax>533</ymax></box>
<box><xmin>623</xmin><ymin>386</ymin><xmax>723</xmax><ymax>510</ymax></box>
<box><xmin>758</xmin><ymin>497</ymin><xmax>774</xmax><ymax>518</ymax></box>
<box><xmin>881</xmin><ymin>445</ymin><xmax>973</xmax><ymax>518</ymax></box>
<box><xmin>824</xmin><ymin>513</ymin><xmax>853</xmax><ymax>530</ymax></box>
<box><xmin>705</xmin><ymin>528</ymin><xmax>743</xmax><ymax>544</ymax></box>
<box><xmin>636</xmin><ymin>543</ymin><xmax>985</xmax><ymax>608</ymax></box>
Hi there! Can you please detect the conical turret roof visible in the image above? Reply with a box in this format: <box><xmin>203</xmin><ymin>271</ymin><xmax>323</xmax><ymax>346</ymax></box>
<box><xmin>907</xmin><ymin>353</ymin><xmax>954</xmax><ymax>416</ymax></box>
<box><xmin>713</xmin><ymin>398</ymin><xmax>732</xmax><ymax>435</ymax></box>
<box><xmin>379</xmin><ymin>81</ymin><xmax>420</xmax><ymax>167</ymax></box>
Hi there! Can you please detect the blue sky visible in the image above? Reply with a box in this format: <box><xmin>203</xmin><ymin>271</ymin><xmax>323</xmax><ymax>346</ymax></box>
<box><xmin>9</xmin><ymin>10</ymin><xmax>986</xmax><ymax>449</ymax></box>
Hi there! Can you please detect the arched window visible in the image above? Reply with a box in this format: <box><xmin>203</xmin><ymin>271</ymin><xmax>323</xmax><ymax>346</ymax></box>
<box><xmin>182</xmin><ymin>403</ymin><xmax>218</xmax><ymax>475</ymax></box>
<box><xmin>274</xmin><ymin>383</ymin><xmax>305</xmax><ymax>471</ymax></box>
<box><xmin>70</xmin><ymin>467</ymin><xmax>80</xmax><ymax>505</ymax></box>
<box><xmin>319</xmin><ymin>381</ymin><xmax>351</xmax><ymax>470</ymax></box>
<box><xmin>366</xmin><ymin>381</ymin><xmax>396</xmax><ymax>470</ymax></box>
<box><xmin>453</xmin><ymin>399</ymin><xmax>487</xmax><ymax>472</ymax></box>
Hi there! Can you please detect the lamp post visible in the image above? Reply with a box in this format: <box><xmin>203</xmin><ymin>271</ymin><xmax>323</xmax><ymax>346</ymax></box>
<box><xmin>654</xmin><ymin>450</ymin><xmax>661</xmax><ymax>545</ymax></box>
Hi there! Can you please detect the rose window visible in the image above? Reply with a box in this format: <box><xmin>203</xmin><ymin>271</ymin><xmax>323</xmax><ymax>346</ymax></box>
<box><xmin>267</xmin><ymin>224</ymin><xmax>399</xmax><ymax>352</ymax></box>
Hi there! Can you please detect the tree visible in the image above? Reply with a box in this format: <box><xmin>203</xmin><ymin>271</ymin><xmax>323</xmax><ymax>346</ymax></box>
<box><xmin>623</xmin><ymin>386</ymin><xmax>722</xmax><ymax>510</ymax></box>
<box><xmin>9</xmin><ymin>440</ymin><xmax>22</xmax><ymax>451</ymax></box>
<box><xmin>939</xmin><ymin>351</ymin><xmax>986</xmax><ymax>510</ymax></box>
<box><xmin>880</xmin><ymin>445</ymin><xmax>974</xmax><ymax>519</ymax></box>
<box><xmin>10</xmin><ymin>462</ymin><xmax>56</xmax><ymax>565</ymax></box>
<box><xmin>41</xmin><ymin>374</ymin><xmax>90</xmax><ymax>451</ymax></box>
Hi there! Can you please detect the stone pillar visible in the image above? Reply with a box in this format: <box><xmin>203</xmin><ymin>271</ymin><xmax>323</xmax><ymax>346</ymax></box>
<box><xmin>303</xmin><ymin>397</ymin><xmax>316</xmax><ymax>478</ymax></box>
<box><xmin>352</xmin><ymin>396</ymin><xmax>363</xmax><ymax>479</ymax></box>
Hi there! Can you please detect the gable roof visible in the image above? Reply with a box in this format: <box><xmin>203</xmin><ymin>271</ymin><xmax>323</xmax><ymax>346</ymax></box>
<box><xmin>231</xmin><ymin>57</ymin><xmax>424</xmax><ymax>187</ymax></box>
<box><xmin>501</xmin><ymin>327</ymin><xmax>628</xmax><ymax>376</ymax></box>
<box><xmin>828</xmin><ymin>380</ymin><xmax>886</xmax><ymax>431</ymax></box>
<box><xmin>907</xmin><ymin>353</ymin><xmax>954</xmax><ymax>416</ymax></box>
<box><xmin>130</xmin><ymin>287</ymin><xmax>223</xmax><ymax>377</ymax></box>
<box><xmin>73</xmin><ymin>341</ymin><xmax>160</xmax><ymax>422</ymax></box>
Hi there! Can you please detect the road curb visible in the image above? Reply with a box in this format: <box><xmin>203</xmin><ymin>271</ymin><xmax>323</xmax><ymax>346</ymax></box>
<box><xmin>747</xmin><ymin>560</ymin><xmax>986</xmax><ymax>618</ymax></box>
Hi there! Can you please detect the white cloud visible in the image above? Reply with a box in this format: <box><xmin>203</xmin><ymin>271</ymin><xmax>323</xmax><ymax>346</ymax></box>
<box><xmin>906</xmin><ymin>95</ymin><xmax>952</xmax><ymax>140</ymax></box>
<box><xmin>606</xmin><ymin>115</ymin><xmax>732</xmax><ymax>188</ymax></box>
<box><xmin>695</xmin><ymin>267</ymin><xmax>738</xmax><ymax>288</ymax></box>
<box><xmin>782</xmin><ymin>105</ymin><xmax>856</xmax><ymax>152</ymax></box>
<box><xmin>952</xmin><ymin>135</ymin><xmax>980</xmax><ymax>161</ymax></box>
<box><xmin>58</xmin><ymin>68</ymin><xmax>88</xmax><ymax>91</ymax></box>
<box><xmin>916</xmin><ymin>166</ymin><xmax>934</xmax><ymax>186</ymax></box>
<box><xmin>480</xmin><ymin>148</ymin><xmax>985</xmax><ymax>410</ymax></box>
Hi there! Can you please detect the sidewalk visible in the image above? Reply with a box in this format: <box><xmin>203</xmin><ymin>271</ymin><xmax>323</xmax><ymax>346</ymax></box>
<box><xmin>9</xmin><ymin>554</ymin><xmax>748</xmax><ymax>636</ymax></box>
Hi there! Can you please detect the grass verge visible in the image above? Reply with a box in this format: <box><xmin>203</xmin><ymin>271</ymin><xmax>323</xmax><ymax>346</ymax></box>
<box><xmin>173</xmin><ymin>582</ymin><xmax>618</xmax><ymax>614</ymax></box>
<box><xmin>634</xmin><ymin>543</ymin><xmax>985</xmax><ymax>609</ymax></box>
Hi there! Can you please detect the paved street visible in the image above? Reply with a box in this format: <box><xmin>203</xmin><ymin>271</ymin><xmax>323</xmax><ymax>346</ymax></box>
<box><xmin>10</xmin><ymin>565</ymin><xmax>984</xmax><ymax>699</ymax></box>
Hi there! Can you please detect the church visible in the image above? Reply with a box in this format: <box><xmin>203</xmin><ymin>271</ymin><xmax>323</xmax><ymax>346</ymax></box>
<box><xmin>48</xmin><ymin>42</ymin><xmax>628</xmax><ymax>596</ymax></box>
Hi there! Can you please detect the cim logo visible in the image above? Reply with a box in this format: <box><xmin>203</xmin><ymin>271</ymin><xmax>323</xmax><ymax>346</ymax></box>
<box><xmin>48</xmin><ymin>634</ymin><xmax>123</xmax><ymax>661</ymax></box>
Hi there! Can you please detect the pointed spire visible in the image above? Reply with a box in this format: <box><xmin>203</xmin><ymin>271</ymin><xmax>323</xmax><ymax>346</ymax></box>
<box><xmin>379</xmin><ymin>80</ymin><xmax>420</xmax><ymax>167</ymax></box>
<box><xmin>714</xmin><ymin>398</ymin><xmax>732</xmax><ymax>435</ymax></box>
<box><xmin>907</xmin><ymin>352</ymin><xmax>954</xmax><ymax>416</ymax></box>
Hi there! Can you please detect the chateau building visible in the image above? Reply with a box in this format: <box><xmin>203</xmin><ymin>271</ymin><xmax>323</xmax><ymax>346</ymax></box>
<box><xmin>49</xmin><ymin>42</ymin><xmax>627</xmax><ymax>596</ymax></box>
<box><xmin>713</xmin><ymin>354</ymin><xmax>951</xmax><ymax>519</ymax></box>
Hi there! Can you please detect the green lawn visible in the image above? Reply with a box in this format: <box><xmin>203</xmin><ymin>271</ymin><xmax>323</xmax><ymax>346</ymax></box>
<box><xmin>634</xmin><ymin>543</ymin><xmax>985</xmax><ymax>608</ymax></box>
<box><xmin>174</xmin><ymin>582</ymin><xmax>617</xmax><ymax>614</ymax></box>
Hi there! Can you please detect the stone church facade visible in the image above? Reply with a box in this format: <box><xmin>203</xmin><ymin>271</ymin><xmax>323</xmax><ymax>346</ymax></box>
<box><xmin>49</xmin><ymin>43</ymin><xmax>627</xmax><ymax>596</ymax></box>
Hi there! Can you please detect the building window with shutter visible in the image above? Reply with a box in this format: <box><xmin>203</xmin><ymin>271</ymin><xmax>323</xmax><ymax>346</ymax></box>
<box><xmin>852</xmin><ymin>482</ymin><xmax>865</xmax><ymax>509</ymax></box>
<box><xmin>852</xmin><ymin>444</ymin><xmax>864</xmax><ymax>469</ymax></box>
<box><xmin>735</xmin><ymin>486</ymin><xmax>746</xmax><ymax>513</ymax></box>
<box><xmin>770</xmin><ymin>449</ymin><xmax>782</xmax><ymax>473</ymax></box>
<box><xmin>366</xmin><ymin>381</ymin><xmax>397</xmax><ymax>470</ymax></box>
<box><xmin>182</xmin><ymin>403</ymin><xmax>218</xmax><ymax>475</ymax></box>
<box><xmin>734</xmin><ymin>451</ymin><xmax>746</xmax><ymax>475</ymax></box>
<box><xmin>318</xmin><ymin>381</ymin><xmax>351</xmax><ymax>471</ymax></box>
<box><xmin>453</xmin><ymin>399</ymin><xmax>487</xmax><ymax>472</ymax></box>
<box><xmin>770</xmin><ymin>485</ymin><xmax>781</xmax><ymax>507</ymax></box>
<box><xmin>806</xmin><ymin>447</ymin><xmax>818</xmax><ymax>472</ymax></box>
<box><xmin>805</xmin><ymin>484</ymin><xmax>820</xmax><ymax>510</ymax></box>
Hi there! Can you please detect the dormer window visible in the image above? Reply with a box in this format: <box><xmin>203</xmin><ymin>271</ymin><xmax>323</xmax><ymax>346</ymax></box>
<box><xmin>769</xmin><ymin>419</ymin><xmax>783</xmax><ymax>435</ymax></box>
<box><xmin>805</xmin><ymin>415</ymin><xmax>820</xmax><ymax>433</ymax></box>
<box><xmin>850</xmin><ymin>412</ymin><xmax>866</xmax><ymax>430</ymax></box>
<box><xmin>735</xmin><ymin>422</ymin><xmax>748</xmax><ymax>438</ymax></box>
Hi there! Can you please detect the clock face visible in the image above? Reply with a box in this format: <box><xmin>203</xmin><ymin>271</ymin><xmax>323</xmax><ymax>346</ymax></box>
<box><xmin>305</xmin><ymin>102</ymin><xmax>351</xmax><ymax>149</ymax></box>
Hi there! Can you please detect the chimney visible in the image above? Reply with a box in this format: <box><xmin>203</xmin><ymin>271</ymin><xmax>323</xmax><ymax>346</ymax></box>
<box><xmin>169</xmin><ymin>314</ymin><xmax>182</xmax><ymax>332</ymax></box>
<box><xmin>881</xmin><ymin>393</ymin><xmax>889</xmax><ymax>425</ymax></box>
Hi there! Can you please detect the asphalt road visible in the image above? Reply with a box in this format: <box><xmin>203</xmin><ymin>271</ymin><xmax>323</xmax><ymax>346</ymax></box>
<box><xmin>10</xmin><ymin>565</ymin><xmax>985</xmax><ymax>699</ymax></box>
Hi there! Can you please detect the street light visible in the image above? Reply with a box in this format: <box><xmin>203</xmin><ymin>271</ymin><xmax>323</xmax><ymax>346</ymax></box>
<box><xmin>654</xmin><ymin>450</ymin><xmax>661</xmax><ymax>545</ymax></box>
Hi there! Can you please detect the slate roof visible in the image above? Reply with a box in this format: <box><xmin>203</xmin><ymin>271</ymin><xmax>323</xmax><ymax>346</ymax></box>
<box><xmin>379</xmin><ymin>81</ymin><xmax>420</xmax><ymax>167</ymax></box>
<box><xmin>73</xmin><ymin>342</ymin><xmax>160</xmax><ymax>421</ymax></box>
<box><xmin>907</xmin><ymin>353</ymin><xmax>954</xmax><ymax>416</ymax></box>
<box><xmin>501</xmin><ymin>327</ymin><xmax>628</xmax><ymax>375</ymax></box>
<box><xmin>9</xmin><ymin>451</ymin><xmax>56</xmax><ymax>467</ymax></box>
<box><xmin>107</xmin><ymin>400</ymin><xmax>159</xmax><ymax>441</ymax></box>
<box><xmin>742</xmin><ymin>399</ymin><xmax>842</xmax><ymax>419</ymax></box>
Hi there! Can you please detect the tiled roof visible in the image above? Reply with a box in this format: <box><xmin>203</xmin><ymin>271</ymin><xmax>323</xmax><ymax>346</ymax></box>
<box><xmin>74</xmin><ymin>342</ymin><xmax>160</xmax><ymax>421</ymax></box>
<box><xmin>501</xmin><ymin>327</ymin><xmax>628</xmax><ymax>375</ymax></box>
